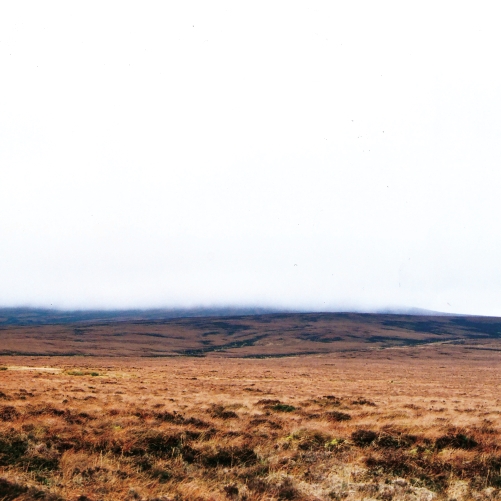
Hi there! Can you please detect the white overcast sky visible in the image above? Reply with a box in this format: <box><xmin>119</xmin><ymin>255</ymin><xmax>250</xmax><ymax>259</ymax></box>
<box><xmin>1</xmin><ymin>2</ymin><xmax>501</xmax><ymax>315</ymax></box>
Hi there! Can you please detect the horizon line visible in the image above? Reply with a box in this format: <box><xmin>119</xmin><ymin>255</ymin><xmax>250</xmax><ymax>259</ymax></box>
<box><xmin>0</xmin><ymin>304</ymin><xmax>485</xmax><ymax>318</ymax></box>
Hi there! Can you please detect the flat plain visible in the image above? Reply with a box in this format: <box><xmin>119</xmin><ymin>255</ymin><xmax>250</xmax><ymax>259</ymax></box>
<box><xmin>1</xmin><ymin>312</ymin><xmax>501</xmax><ymax>500</ymax></box>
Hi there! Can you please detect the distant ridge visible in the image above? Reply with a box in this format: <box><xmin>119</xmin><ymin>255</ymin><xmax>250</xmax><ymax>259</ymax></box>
<box><xmin>0</xmin><ymin>306</ymin><xmax>290</xmax><ymax>326</ymax></box>
<box><xmin>1</xmin><ymin>309</ymin><xmax>501</xmax><ymax>358</ymax></box>
<box><xmin>374</xmin><ymin>307</ymin><xmax>460</xmax><ymax>316</ymax></box>
<box><xmin>0</xmin><ymin>306</ymin><xmax>463</xmax><ymax>326</ymax></box>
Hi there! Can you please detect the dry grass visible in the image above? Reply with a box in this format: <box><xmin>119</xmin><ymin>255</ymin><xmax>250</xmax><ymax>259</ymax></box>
<box><xmin>1</xmin><ymin>350</ymin><xmax>501</xmax><ymax>500</ymax></box>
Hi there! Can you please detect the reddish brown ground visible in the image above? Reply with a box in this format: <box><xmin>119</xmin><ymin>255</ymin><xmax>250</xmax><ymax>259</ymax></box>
<box><xmin>1</xmin><ymin>344</ymin><xmax>501</xmax><ymax>500</ymax></box>
<box><xmin>1</xmin><ymin>313</ymin><xmax>501</xmax><ymax>358</ymax></box>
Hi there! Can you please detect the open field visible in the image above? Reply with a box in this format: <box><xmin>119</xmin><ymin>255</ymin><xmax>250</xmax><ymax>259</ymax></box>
<box><xmin>1</xmin><ymin>344</ymin><xmax>501</xmax><ymax>501</ymax></box>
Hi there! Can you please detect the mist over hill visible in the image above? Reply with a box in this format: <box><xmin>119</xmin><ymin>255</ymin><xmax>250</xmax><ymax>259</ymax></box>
<box><xmin>0</xmin><ymin>306</ymin><xmax>458</xmax><ymax>327</ymax></box>
<box><xmin>0</xmin><ymin>307</ymin><xmax>285</xmax><ymax>326</ymax></box>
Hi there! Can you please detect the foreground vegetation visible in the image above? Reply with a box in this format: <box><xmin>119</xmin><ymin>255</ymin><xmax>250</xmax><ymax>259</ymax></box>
<box><xmin>1</xmin><ymin>352</ymin><xmax>501</xmax><ymax>500</ymax></box>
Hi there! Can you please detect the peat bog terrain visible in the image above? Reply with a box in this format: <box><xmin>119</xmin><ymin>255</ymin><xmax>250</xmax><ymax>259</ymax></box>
<box><xmin>1</xmin><ymin>309</ymin><xmax>501</xmax><ymax>358</ymax></box>
<box><xmin>1</xmin><ymin>310</ymin><xmax>501</xmax><ymax>500</ymax></box>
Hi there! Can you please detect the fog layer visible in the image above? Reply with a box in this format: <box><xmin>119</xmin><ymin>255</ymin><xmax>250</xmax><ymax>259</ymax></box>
<box><xmin>1</xmin><ymin>3</ymin><xmax>500</xmax><ymax>315</ymax></box>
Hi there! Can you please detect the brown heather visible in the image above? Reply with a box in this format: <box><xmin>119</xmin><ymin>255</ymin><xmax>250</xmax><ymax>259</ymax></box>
<box><xmin>1</xmin><ymin>312</ymin><xmax>501</xmax><ymax>500</ymax></box>
<box><xmin>1</xmin><ymin>346</ymin><xmax>501</xmax><ymax>501</ymax></box>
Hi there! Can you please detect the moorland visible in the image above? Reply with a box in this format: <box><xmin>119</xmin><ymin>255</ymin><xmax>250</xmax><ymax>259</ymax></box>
<box><xmin>1</xmin><ymin>310</ymin><xmax>501</xmax><ymax>500</ymax></box>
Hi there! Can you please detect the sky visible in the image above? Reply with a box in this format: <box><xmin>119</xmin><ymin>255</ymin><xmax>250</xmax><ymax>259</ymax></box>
<box><xmin>1</xmin><ymin>2</ymin><xmax>501</xmax><ymax>315</ymax></box>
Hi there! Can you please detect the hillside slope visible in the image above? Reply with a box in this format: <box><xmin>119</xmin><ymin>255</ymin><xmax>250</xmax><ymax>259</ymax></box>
<box><xmin>1</xmin><ymin>311</ymin><xmax>501</xmax><ymax>357</ymax></box>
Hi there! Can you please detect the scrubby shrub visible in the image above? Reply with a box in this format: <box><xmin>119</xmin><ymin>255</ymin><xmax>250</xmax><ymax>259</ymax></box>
<box><xmin>325</xmin><ymin>411</ymin><xmax>351</xmax><ymax>421</ymax></box>
<box><xmin>27</xmin><ymin>404</ymin><xmax>66</xmax><ymax>417</ymax></box>
<box><xmin>272</xmin><ymin>404</ymin><xmax>296</xmax><ymax>413</ymax></box>
<box><xmin>224</xmin><ymin>483</ymin><xmax>239</xmax><ymax>498</ymax></box>
<box><xmin>21</xmin><ymin>454</ymin><xmax>60</xmax><ymax>473</ymax></box>
<box><xmin>209</xmin><ymin>404</ymin><xmax>239</xmax><ymax>419</ymax></box>
<box><xmin>364</xmin><ymin>450</ymin><xmax>413</xmax><ymax>478</ymax></box>
<box><xmin>198</xmin><ymin>445</ymin><xmax>258</xmax><ymax>467</ymax></box>
<box><xmin>0</xmin><ymin>477</ymin><xmax>62</xmax><ymax>501</ymax></box>
<box><xmin>0</xmin><ymin>433</ymin><xmax>29</xmax><ymax>465</ymax></box>
<box><xmin>351</xmin><ymin>398</ymin><xmax>376</xmax><ymax>406</ymax></box>
<box><xmin>0</xmin><ymin>405</ymin><xmax>20</xmax><ymax>421</ymax></box>
<box><xmin>149</xmin><ymin>467</ymin><xmax>172</xmax><ymax>482</ymax></box>
<box><xmin>351</xmin><ymin>429</ymin><xmax>378</xmax><ymax>446</ymax></box>
<box><xmin>66</xmin><ymin>370</ymin><xmax>100</xmax><ymax>377</ymax></box>
<box><xmin>435</xmin><ymin>433</ymin><xmax>478</xmax><ymax>450</ymax></box>
<box><xmin>374</xmin><ymin>433</ymin><xmax>414</xmax><ymax>449</ymax></box>
<box><xmin>184</xmin><ymin>416</ymin><xmax>212</xmax><ymax>428</ymax></box>
<box><xmin>286</xmin><ymin>429</ymin><xmax>330</xmax><ymax>450</ymax></box>
<box><xmin>154</xmin><ymin>410</ymin><xmax>185</xmax><ymax>424</ymax></box>
<box><xmin>257</xmin><ymin>399</ymin><xmax>282</xmax><ymax>406</ymax></box>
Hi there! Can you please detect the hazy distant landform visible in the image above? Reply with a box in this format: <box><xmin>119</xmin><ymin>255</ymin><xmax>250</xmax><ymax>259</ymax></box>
<box><xmin>0</xmin><ymin>308</ymin><xmax>500</xmax><ymax>358</ymax></box>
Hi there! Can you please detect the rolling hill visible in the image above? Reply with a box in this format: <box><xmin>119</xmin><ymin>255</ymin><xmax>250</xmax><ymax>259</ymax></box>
<box><xmin>1</xmin><ymin>309</ymin><xmax>501</xmax><ymax>357</ymax></box>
